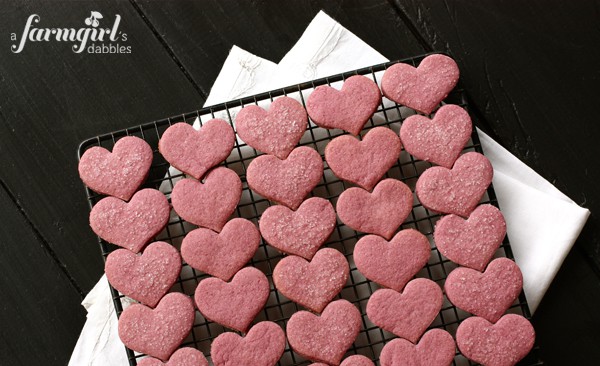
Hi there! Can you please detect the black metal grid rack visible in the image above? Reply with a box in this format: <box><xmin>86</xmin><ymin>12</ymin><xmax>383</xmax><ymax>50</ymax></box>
<box><xmin>78</xmin><ymin>53</ymin><xmax>543</xmax><ymax>366</ymax></box>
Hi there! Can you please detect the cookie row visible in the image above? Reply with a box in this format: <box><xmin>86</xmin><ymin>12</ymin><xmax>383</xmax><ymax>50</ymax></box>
<box><xmin>433</xmin><ymin>202</ymin><xmax>535</xmax><ymax>366</ymax></box>
<box><xmin>78</xmin><ymin>120</ymin><xmax>249</xmax><ymax>363</ymax></box>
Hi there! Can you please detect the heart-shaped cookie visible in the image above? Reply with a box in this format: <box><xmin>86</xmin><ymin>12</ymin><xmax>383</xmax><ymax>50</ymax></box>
<box><xmin>273</xmin><ymin>248</ymin><xmax>349</xmax><ymax>313</ymax></box>
<box><xmin>435</xmin><ymin>204</ymin><xmax>506</xmax><ymax>271</ymax></box>
<box><xmin>246</xmin><ymin>146</ymin><xmax>323</xmax><ymax>210</ymax></box>
<box><xmin>211</xmin><ymin>321</ymin><xmax>286</xmax><ymax>366</ymax></box>
<box><xmin>79</xmin><ymin>135</ymin><xmax>153</xmax><ymax>201</ymax></box>
<box><xmin>137</xmin><ymin>347</ymin><xmax>208</xmax><ymax>366</ymax></box>
<box><xmin>181</xmin><ymin>218</ymin><xmax>259</xmax><ymax>281</ymax></box>
<box><xmin>366</xmin><ymin>278</ymin><xmax>443</xmax><ymax>343</ymax></box>
<box><xmin>456</xmin><ymin>314</ymin><xmax>535</xmax><ymax>366</ymax></box>
<box><xmin>416</xmin><ymin>152</ymin><xmax>493</xmax><ymax>217</ymax></box>
<box><xmin>159</xmin><ymin>119</ymin><xmax>235</xmax><ymax>180</ymax></box>
<box><xmin>325</xmin><ymin>126</ymin><xmax>402</xmax><ymax>190</ymax></box>
<box><xmin>306</xmin><ymin>75</ymin><xmax>381</xmax><ymax>135</ymax></box>
<box><xmin>105</xmin><ymin>241</ymin><xmax>181</xmax><ymax>307</ymax></box>
<box><xmin>235</xmin><ymin>96</ymin><xmax>308</xmax><ymax>159</ymax></box>
<box><xmin>118</xmin><ymin>292</ymin><xmax>195</xmax><ymax>361</ymax></box>
<box><xmin>89</xmin><ymin>188</ymin><xmax>170</xmax><ymax>253</ymax></box>
<box><xmin>259</xmin><ymin>197</ymin><xmax>336</xmax><ymax>260</ymax></box>
<box><xmin>400</xmin><ymin>104</ymin><xmax>472</xmax><ymax>168</ymax></box>
<box><xmin>336</xmin><ymin>178</ymin><xmax>413</xmax><ymax>240</ymax></box>
<box><xmin>354</xmin><ymin>229</ymin><xmax>430</xmax><ymax>292</ymax></box>
<box><xmin>379</xmin><ymin>329</ymin><xmax>455</xmax><ymax>366</ymax></box>
<box><xmin>287</xmin><ymin>299</ymin><xmax>362</xmax><ymax>365</ymax></box>
<box><xmin>311</xmin><ymin>355</ymin><xmax>375</xmax><ymax>366</ymax></box>
<box><xmin>171</xmin><ymin>167</ymin><xmax>242</xmax><ymax>231</ymax></box>
<box><xmin>194</xmin><ymin>266</ymin><xmax>269</xmax><ymax>332</ymax></box>
<box><xmin>445</xmin><ymin>258</ymin><xmax>523</xmax><ymax>323</ymax></box>
<box><xmin>381</xmin><ymin>54</ymin><xmax>459</xmax><ymax>114</ymax></box>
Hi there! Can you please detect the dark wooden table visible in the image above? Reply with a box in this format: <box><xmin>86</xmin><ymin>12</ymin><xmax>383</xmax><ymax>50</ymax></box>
<box><xmin>1</xmin><ymin>1</ymin><xmax>599</xmax><ymax>365</ymax></box>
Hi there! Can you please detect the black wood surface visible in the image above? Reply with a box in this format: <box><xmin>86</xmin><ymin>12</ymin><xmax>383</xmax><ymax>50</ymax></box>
<box><xmin>0</xmin><ymin>0</ymin><xmax>203</xmax><ymax>294</ymax></box>
<box><xmin>0</xmin><ymin>1</ymin><xmax>599</xmax><ymax>365</ymax></box>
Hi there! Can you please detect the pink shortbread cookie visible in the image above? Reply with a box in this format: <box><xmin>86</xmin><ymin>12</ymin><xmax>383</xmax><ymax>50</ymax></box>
<box><xmin>416</xmin><ymin>152</ymin><xmax>493</xmax><ymax>217</ymax></box>
<box><xmin>379</xmin><ymin>329</ymin><xmax>455</xmax><ymax>366</ymax></box>
<box><xmin>246</xmin><ymin>146</ymin><xmax>323</xmax><ymax>210</ymax></box>
<box><xmin>340</xmin><ymin>355</ymin><xmax>375</xmax><ymax>366</ymax></box>
<box><xmin>306</xmin><ymin>75</ymin><xmax>381</xmax><ymax>136</ymax></box>
<box><xmin>311</xmin><ymin>355</ymin><xmax>375</xmax><ymax>366</ymax></box>
<box><xmin>325</xmin><ymin>126</ymin><xmax>402</xmax><ymax>190</ymax></box>
<box><xmin>445</xmin><ymin>258</ymin><xmax>523</xmax><ymax>323</ymax></box>
<box><xmin>118</xmin><ymin>293</ymin><xmax>195</xmax><ymax>361</ymax></box>
<box><xmin>354</xmin><ymin>229</ymin><xmax>430</xmax><ymax>292</ymax></box>
<box><xmin>456</xmin><ymin>314</ymin><xmax>535</xmax><ymax>366</ymax></box>
<box><xmin>434</xmin><ymin>204</ymin><xmax>506</xmax><ymax>271</ymax></box>
<box><xmin>336</xmin><ymin>178</ymin><xmax>413</xmax><ymax>240</ymax></box>
<box><xmin>273</xmin><ymin>248</ymin><xmax>349</xmax><ymax>313</ymax></box>
<box><xmin>287</xmin><ymin>299</ymin><xmax>362</xmax><ymax>365</ymax></box>
<box><xmin>137</xmin><ymin>347</ymin><xmax>208</xmax><ymax>366</ymax></box>
<box><xmin>105</xmin><ymin>241</ymin><xmax>181</xmax><ymax>307</ymax></box>
<box><xmin>211</xmin><ymin>321</ymin><xmax>286</xmax><ymax>366</ymax></box>
<box><xmin>158</xmin><ymin>119</ymin><xmax>235</xmax><ymax>180</ymax></box>
<box><xmin>259</xmin><ymin>197</ymin><xmax>336</xmax><ymax>260</ymax></box>
<box><xmin>400</xmin><ymin>104</ymin><xmax>472</xmax><ymax>168</ymax></box>
<box><xmin>235</xmin><ymin>96</ymin><xmax>308</xmax><ymax>159</ymax></box>
<box><xmin>89</xmin><ymin>188</ymin><xmax>170</xmax><ymax>253</ymax></box>
<box><xmin>181</xmin><ymin>218</ymin><xmax>260</xmax><ymax>281</ymax></box>
<box><xmin>194</xmin><ymin>266</ymin><xmax>269</xmax><ymax>332</ymax></box>
<box><xmin>79</xmin><ymin>135</ymin><xmax>153</xmax><ymax>201</ymax></box>
<box><xmin>381</xmin><ymin>54</ymin><xmax>459</xmax><ymax>115</ymax></box>
<box><xmin>366</xmin><ymin>278</ymin><xmax>443</xmax><ymax>343</ymax></box>
<box><xmin>171</xmin><ymin>167</ymin><xmax>242</xmax><ymax>231</ymax></box>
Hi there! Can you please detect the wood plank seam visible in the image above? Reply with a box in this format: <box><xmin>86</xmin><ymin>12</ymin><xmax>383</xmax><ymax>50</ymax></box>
<box><xmin>386</xmin><ymin>0</ymin><xmax>433</xmax><ymax>52</ymax></box>
<box><xmin>128</xmin><ymin>0</ymin><xmax>209</xmax><ymax>99</ymax></box>
<box><xmin>0</xmin><ymin>178</ymin><xmax>85</xmax><ymax>299</ymax></box>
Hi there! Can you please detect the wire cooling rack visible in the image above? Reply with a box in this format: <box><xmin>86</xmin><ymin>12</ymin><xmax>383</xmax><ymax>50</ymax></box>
<box><xmin>78</xmin><ymin>53</ymin><xmax>543</xmax><ymax>366</ymax></box>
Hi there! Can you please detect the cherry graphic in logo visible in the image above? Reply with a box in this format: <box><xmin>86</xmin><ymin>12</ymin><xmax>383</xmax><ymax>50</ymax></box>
<box><xmin>85</xmin><ymin>11</ymin><xmax>103</xmax><ymax>27</ymax></box>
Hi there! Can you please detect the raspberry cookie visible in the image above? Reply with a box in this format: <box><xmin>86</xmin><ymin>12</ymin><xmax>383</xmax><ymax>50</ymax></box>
<box><xmin>416</xmin><ymin>152</ymin><xmax>493</xmax><ymax>217</ymax></box>
<box><xmin>381</xmin><ymin>54</ymin><xmax>459</xmax><ymax>115</ymax></box>
<box><xmin>235</xmin><ymin>96</ymin><xmax>308</xmax><ymax>159</ymax></box>
<box><xmin>171</xmin><ymin>167</ymin><xmax>242</xmax><ymax>231</ymax></box>
<box><xmin>445</xmin><ymin>258</ymin><xmax>523</xmax><ymax>323</ymax></box>
<box><xmin>336</xmin><ymin>178</ymin><xmax>413</xmax><ymax>240</ymax></box>
<box><xmin>159</xmin><ymin>119</ymin><xmax>234</xmax><ymax>180</ymax></box>
<box><xmin>325</xmin><ymin>126</ymin><xmax>402</xmax><ymax>190</ymax></box>
<box><xmin>246</xmin><ymin>146</ymin><xmax>323</xmax><ymax>210</ymax></box>
<box><xmin>456</xmin><ymin>314</ymin><xmax>535</xmax><ymax>366</ymax></box>
<box><xmin>379</xmin><ymin>329</ymin><xmax>455</xmax><ymax>366</ymax></box>
<box><xmin>354</xmin><ymin>229</ymin><xmax>430</xmax><ymax>292</ymax></box>
<box><xmin>118</xmin><ymin>293</ymin><xmax>195</xmax><ymax>361</ymax></box>
<box><xmin>194</xmin><ymin>267</ymin><xmax>269</xmax><ymax>332</ymax></box>
<box><xmin>211</xmin><ymin>321</ymin><xmax>286</xmax><ymax>366</ymax></box>
<box><xmin>434</xmin><ymin>204</ymin><xmax>506</xmax><ymax>271</ymax></box>
<box><xmin>79</xmin><ymin>135</ymin><xmax>152</xmax><ymax>201</ymax></box>
<box><xmin>89</xmin><ymin>188</ymin><xmax>170</xmax><ymax>253</ymax></box>
<box><xmin>311</xmin><ymin>355</ymin><xmax>375</xmax><ymax>366</ymax></box>
<box><xmin>105</xmin><ymin>241</ymin><xmax>181</xmax><ymax>307</ymax></box>
<box><xmin>137</xmin><ymin>348</ymin><xmax>208</xmax><ymax>366</ymax></box>
<box><xmin>273</xmin><ymin>248</ymin><xmax>349</xmax><ymax>313</ymax></box>
<box><xmin>287</xmin><ymin>299</ymin><xmax>362</xmax><ymax>365</ymax></box>
<box><xmin>367</xmin><ymin>278</ymin><xmax>443</xmax><ymax>343</ymax></box>
<box><xmin>181</xmin><ymin>218</ymin><xmax>260</xmax><ymax>281</ymax></box>
<box><xmin>400</xmin><ymin>104</ymin><xmax>472</xmax><ymax>168</ymax></box>
<box><xmin>259</xmin><ymin>197</ymin><xmax>336</xmax><ymax>260</ymax></box>
<box><xmin>306</xmin><ymin>75</ymin><xmax>381</xmax><ymax>135</ymax></box>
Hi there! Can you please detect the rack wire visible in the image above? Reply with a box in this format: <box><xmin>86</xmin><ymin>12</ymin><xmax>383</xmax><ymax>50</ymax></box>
<box><xmin>78</xmin><ymin>53</ymin><xmax>543</xmax><ymax>366</ymax></box>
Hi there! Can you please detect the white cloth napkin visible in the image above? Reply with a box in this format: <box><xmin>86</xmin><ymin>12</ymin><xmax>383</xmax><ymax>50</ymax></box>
<box><xmin>69</xmin><ymin>10</ymin><xmax>590</xmax><ymax>365</ymax></box>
